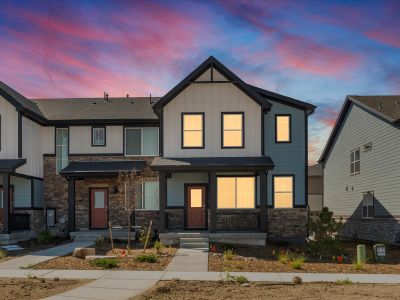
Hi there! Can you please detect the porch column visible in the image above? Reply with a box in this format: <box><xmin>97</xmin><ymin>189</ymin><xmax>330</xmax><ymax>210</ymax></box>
<box><xmin>259</xmin><ymin>170</ymin><xmax>267</xmax><ymax>233</ymax></box>
<box><xmin>67</xmin><ymin>178</ymin><xmax>75</xmax><ymax>233</ymax></box>
<box><xmin>2</xmin><ymin>174</ymin><xmax>10</xmax><ymax>234</ymax></box>
<box><xmin>159</xmin><ymin>171</ymin><xmax>167</xmax><ymax>232</ymax></box>
<box><xmin>209</xmin><ymin>171</ymin><xmax>217</xmax><ymax>232</ymax></box>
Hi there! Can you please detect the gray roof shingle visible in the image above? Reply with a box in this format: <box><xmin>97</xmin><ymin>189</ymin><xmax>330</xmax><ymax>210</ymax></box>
<box><xmin>349</xmin><ymin>96</ymin><xmax>400</xmax><ymax>123</ymax></box>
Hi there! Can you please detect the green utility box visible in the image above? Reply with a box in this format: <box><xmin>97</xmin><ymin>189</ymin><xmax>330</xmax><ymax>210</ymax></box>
<box><xmin>357</xmin><ymin>244</ymin><xmax>366</xmax><ymax>264</ymax></box>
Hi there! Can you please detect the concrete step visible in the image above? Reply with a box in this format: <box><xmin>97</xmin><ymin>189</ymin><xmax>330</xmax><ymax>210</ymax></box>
<box><xmin>179</xmin><ymin>237</ymin><xmax>209</xmax><ymax>244</ymax></box>
<box><xmin>175</xmin><ymin>232</ymin><xmax>209</xmax><ymax>238</ymax></box>
<box><xmin>180</xmin><ymin>242</ymin><xmax>209</xmax><ymax>249</ymax></box>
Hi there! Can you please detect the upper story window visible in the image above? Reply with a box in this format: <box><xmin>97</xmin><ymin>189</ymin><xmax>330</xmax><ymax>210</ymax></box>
<box><xmin>92</xmin><ymin>127</ymin><xmax>106</xmax><ymax>146</ymax></box>
<box><xmin>125</xmin><ymin>127</ymin><xmax>159</xmax><ymax>156</ymax></box>
<box><xmin>275</xmin><ymin>115</ymin><xmax>291</xmax><ymax>143</ymax></box>
<box><xmin>273</xmin><ymin>175</ymin><xmax>294</xmax><ymax>208</ymax></box>
<box><xmin>217</xmin><ymin>176</ymin><xmax>255</xmax><ymax>209</ymax></box>
<box><xmin>56</xmin><ymin>128</ymin><xmax>69</xmax><ymax>173</ymax></box>
<box><xmin>221</xmin><ymin>112</ymin><xmax>244</xmax><ymax>148</ymax></box>
<box><xmin>350</xmin><ymin>148</ymin><xmax>360</xmax><ymax>175</ymax></box>
<box><xmin>362</xmin><ymin>192</ymin><xmax>373</xmax><ymax>218</ymax></box>
<box><xmin>182</xmin><ymin>113</ymin><xmax>204</xmax><ymax>148</ymax></box>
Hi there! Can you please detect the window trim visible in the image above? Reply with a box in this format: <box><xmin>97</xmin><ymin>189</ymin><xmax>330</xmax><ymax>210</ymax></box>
<box><xmin>350</xmin><ymin>148</ymin><xmax>360</xmax><ymax>176</ymax></box>
<box><xmin>272</xmin><ymin>174</ymin><xmax>295</xmax><ymax>208</ymax></box>
<box><xmin>135</xmin><ymin>181</ymin><xmax>159</xmax><ymax>211</ymax></box>
<box><xmin>216</xmin><ymin>175</ymin><xmax>256</xmax><ymax>210</ymax></box>
<box><xmin>91</xmin><ymin>126</ymin><xmax>106</xmax><ymax>147</ymax></box>
<box><xmin>221</xmin><ymin>112</ymin><xmax>245</xmax><ymax>149</ymax></box>
<box><xmin>55</xmin><ymin>127</ymin><xmax>69</xmax><ymax>174</ymax></box>
<box><xmin>362</xmin><ymin>191</ymin><xmax>374</xmax><ymax>219</ymax></box>
<box><xmin>275</xmin><ymin>114</ymin><xmax>292</xmax><ymax>143</ymax></box>
<box><xmin>181</xmin><ymin>112</ymin><xmax>205</xmax><ymax>149</ymax></box>
<box><xmin>124</xmin><ymin>127</ymin><xmax>159</xmax><ymax>157</ymax></box>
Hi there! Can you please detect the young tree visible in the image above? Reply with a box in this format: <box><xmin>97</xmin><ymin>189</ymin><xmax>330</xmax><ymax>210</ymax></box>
<box><xmin>118</xmin><ymin>169</ymin><xmax>142</xmax><ymax>250</ymax></box>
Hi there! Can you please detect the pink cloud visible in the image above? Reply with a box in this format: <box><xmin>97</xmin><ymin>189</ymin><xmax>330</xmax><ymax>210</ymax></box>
<box><xmin>366</xmin><ymin>29</ymin><xmax>400</xmax><ymax>48</ymax></box>
<box><xmin>318</xmin><ymin>107</ymin><xmax>338</xmax><ymax>127</ymax></box>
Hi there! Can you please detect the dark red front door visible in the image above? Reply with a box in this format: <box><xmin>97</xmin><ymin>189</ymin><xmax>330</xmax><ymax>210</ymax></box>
<box><xmin>186</xmin><ymin>185</ymin><xmax>206</xmax><ymax>229</ymax></box>
<box><xmin>90</xmin><ymin>188</ymin><xmax>108</xmax><ymax>229</ymax></box>
<box><xmin>0</xmin><ymin>189</ymin><xmax>3</xmax><ymax>229</ymax></box>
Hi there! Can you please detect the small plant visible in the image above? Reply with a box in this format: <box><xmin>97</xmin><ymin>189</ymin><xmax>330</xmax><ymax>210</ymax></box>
<box><xmin>0</xmin><ymin>249</ymin><xmax>7</xmax><ymax>259</ymax></box>
<box><xmin>36</xmin><ymin>230</ymin><xmax>54</xmax><ymax>245</ymax></box>
<box><xmin>136</xmin><ymin>253</ymin><xmax>158</xmax><ymax>263</ymax></box>
<box><xmin>94</xmin><ymin>237</ymin><xmax>104</xmax><ymax>249</ymax></box>
<box><xmin>154</xmin><ymin>240</ymin><xmax>164</xmax><ymax>254</ymax></box>
<box><xmin>336</xmin><ymin>278</ymin><xmax>353</xmax><ymax>285</ymax></box>
<box><xmin>277</xmin><ymin>251</ymin><xmax>290</xmax><ymax>264</ymax></box>
<box><xmin>291</xmin><ymin>255</ymin><xmax>305</xmax><ymax>270</ymax></box>
<box><xmin>137</xmin><ymin>229</ymin><xmax>153</xmax><ymax>247</ymax></box>
<box><xmin>90</xmin><ymin>258</ymin><xmax>119</xmax><ymax>269</ymax></box>
<box><xmin>223</xmin><ymin>249</ymin><xmax>235</xmax><ymax>261</ymax></box>
<box><xmin>20</xmin><ymin>263</ymin><xmax>34</xmax><ymax>269</ymax></box>
<box><xmin>353</xmin><ymin>261</ymin><xmax>364</xmax><ymax>270</ymax></box>
<box><xmin>235</xmin><ymin>275</ymin><xmax>249</xmax><ymax>284</ymax></box>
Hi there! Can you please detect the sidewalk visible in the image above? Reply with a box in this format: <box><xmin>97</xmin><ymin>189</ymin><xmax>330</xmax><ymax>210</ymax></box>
<box><xmin>0</xmin><ymin>241</ymin><xmax>93</xmax><ymax>269</ymax></box>
<box><xmin>166</xmin><ymin>248</ymin><xmax>209</xmax><ymax>272</ymax></box>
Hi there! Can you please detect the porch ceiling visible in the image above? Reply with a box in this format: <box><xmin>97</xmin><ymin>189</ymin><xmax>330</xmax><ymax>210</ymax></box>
<box><xmin>151</xmin><ymin>156</ymin><xmax>274</xmax><ymax>171</ymax></box>
<box><xmin>59</xmin><ymin>160</ymin><xmax>146</xmax><ymax>178</ymax></box>
<box><xmin>0</xmin><ymin>159</ymin><xmax>26</xmax><ymax>173</ymax></box>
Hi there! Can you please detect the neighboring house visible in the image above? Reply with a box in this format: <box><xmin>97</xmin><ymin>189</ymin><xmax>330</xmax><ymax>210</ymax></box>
<box><xmin>308</xmin><ymin>164</ymin><xmax>323</xmax><ymax>218</ymax></box>
<box><xmin>319</xmin><ymin>95</ymin><xmax>400</xmax><ymax>245</ymax></box>
<box><xmin>0</xmin><ymin>56</ymin><xmax>315</xmax><ymax>245</ymax></box>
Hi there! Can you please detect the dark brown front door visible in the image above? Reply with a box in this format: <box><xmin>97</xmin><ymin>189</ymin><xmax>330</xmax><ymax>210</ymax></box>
<box><xmin>186</xmin><ymin>185</ymin><xmax>206</xmax><ymax>229</ymax></box>
<box><xmin>90</xmin><ymin>188</ymin><xmax>108</xmax><ymax>229</ymax></box>
<box><xmin>0</xmin><ymin>186</ymin><xmax>13</xmax><ymax>230</ymax></box>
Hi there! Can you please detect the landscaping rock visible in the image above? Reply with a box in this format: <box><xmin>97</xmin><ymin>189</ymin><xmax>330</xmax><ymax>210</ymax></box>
<box><xmin>293</xmin><ymin>276</ymin><xmax>302</xmax><ymax>285</ymax></box>
<box><xmin>72</xmin><ymin>248</ymin><xmax>96</xmax><ymax>259</ymax></box>
<box><xmin>85</xmin><ymin>255</ymin><xmax>117</xmax><ymax>260</ymax></box>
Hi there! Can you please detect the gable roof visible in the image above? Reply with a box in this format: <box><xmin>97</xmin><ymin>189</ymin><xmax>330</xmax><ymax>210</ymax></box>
<box><xmin>249</xmin><ymin>84</ymin><xmax>316</xmax><ymax>115</ymax></box>
<box><xmin>153</xmin><ymin>56</ymin><xmax>272</xmax><ymax>113</ymax></box>
<box><xmin>319</xmin><ymin>95</ymin><xmax>400</xmax><ymax>163</ymax></box>
<box><xmin>33</xmin><ymin>97</ymin><xmax>159</xmax><ymax>124</ymax></box>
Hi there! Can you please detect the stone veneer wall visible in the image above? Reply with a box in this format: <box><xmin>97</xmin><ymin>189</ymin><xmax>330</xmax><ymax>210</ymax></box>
<box><xmin>43</xmin><ymin>155</ymin><xmax>157</xmax><ymax>232</ymax></box>
<box><xmin>267</xmin><ymin>208</ymin><xmax>308</xmax><ymax>243</ymax></box>
<box><xmin>14</xmin><ymin>209</ymin><xmax>45</xmax><ymax>233</ymax></box>
<box><xmin>338</xmin><ymin>217</ymin><xmax>400</xmax><ymax>245</ymax></box>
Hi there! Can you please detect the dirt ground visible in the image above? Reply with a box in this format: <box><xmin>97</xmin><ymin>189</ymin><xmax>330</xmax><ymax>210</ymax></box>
<box><xmin>0</xmin><ymin>237</ymin><xmax>71</xmax><ymax>263</ymax></box>
<box><xmin>33</xmin><ymin>241</ymin><xmax>177</xmax><ymax>270</ymax></box>
<box><xmin>209</xmin><ymin>242</ymin><xmax>400</xmax><ymax>274</ymax></box>
<box><xmin>133</xmin><ymin>280</ymin><xmax>400</xmax><ymax>300</ymax></box>
<box><xmin>0</xmin><ymin>277</ymin><xmax>90</xmax><ymax>300</ymax></box>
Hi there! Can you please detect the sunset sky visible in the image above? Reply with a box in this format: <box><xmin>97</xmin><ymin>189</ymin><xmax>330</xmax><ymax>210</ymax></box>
<box><xmin>1</xmin><ymin>0</ymin><xmax>399</xmax><ymax>163</ymax></box>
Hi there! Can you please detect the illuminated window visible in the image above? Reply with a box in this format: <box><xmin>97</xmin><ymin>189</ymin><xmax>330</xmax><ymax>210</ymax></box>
<box><xmin>217</xmin><ymin>177</ymin><xmax>255</xmax><ymax>209</ymax></box>
<box><xmin>275</xmin><ymin>115</ymin><xmax>291</xmax><ymax>142</ymax></box>
<box><xmin>274</xmin><ymin>176</ymin><xmax>293</xmax><ymax>208</ymax></box>
<box><xmin>182</xmin><ymin>113</ymin><xmax>204</xmax><ymax>148</ymax></box>
<box><xmin>222</xmin><ymin>113</ymin><xmax>244</xmax><ymax>148</ymax></box>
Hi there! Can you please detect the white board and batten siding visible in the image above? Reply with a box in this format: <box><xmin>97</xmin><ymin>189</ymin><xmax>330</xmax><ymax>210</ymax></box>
<box><xmin>324</xmin><ymin>103</ymin><xmax>400</xmax><ymax>218</ymax></box>
<box><xmin>264</xmin><ymin>100</ymin><xmax>307</xmax><ymax>207</ymax></box>
<box><xmin>69</xmin><ymin>126</ymin><xmax>123</xmax><ymax>154</ymax></box>
<box><xmin>0</xmin><ymin>96</ymin><xmax>18</xmax><ymax>159</ymax></box>
<box><xmin>163</xmin><ymin>81</ymin><xmax>262</xmax><ymax>157</ymax></box>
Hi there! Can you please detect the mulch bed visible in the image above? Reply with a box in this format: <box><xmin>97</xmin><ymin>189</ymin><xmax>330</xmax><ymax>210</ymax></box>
<box><xmin>33</xmin><ymin>241</ymin><xmax>177</xmax><ymax>271</ymax></box>
<box><xmin>132</xmin><ymin>280</ymin><xmax>400</xmax><ymax>300</ymax></box>
<box><xmin>209</xmin><ymin>242</ymin><xmax>400</xmax><ymax>274</ymax></box>
<box><xmin>0</xmin><ymin>277</ymin><xmax>90</xmax><ymax>300</ymax></box>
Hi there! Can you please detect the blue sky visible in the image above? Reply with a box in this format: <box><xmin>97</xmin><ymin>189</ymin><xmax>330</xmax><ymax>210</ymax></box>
<box><xmin>1</xmin><ymin>0</ymin><xmax>399</xmax><ymax>162</ymax></box>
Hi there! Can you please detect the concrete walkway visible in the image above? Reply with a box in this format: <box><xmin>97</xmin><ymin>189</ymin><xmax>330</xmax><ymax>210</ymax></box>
<box><xmin>0</xmin><ymin>241</ymin><xmax>93</xmax><ymax>269</ymax></box>
<box><xmin>166</xmin><ymin>248</ymin><xmax>209</xmax><ymax>272</ymax></box>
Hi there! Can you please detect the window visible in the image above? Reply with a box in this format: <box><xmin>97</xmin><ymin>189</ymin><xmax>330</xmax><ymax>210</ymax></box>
<box><xmin>56</xmin><ymin>128</ymin><xmax>68</xmax><ymax>173</ymax></box>
<box><xmin>222</xmin><ymin>113</ymin><xmax>244</xmax><ymax>148</ymax></box>
<box><xmin>92</xmin><ymin>127</ymin><xmax>106</xmax><ymax>146</ymax></box>
<box><xmin>275</xmin><ymin>115</ymin><xmax>291</xmax><ymax>143</ymax></box>
<box><xmin>362</xmin><ymin>192</ymin><xmax>373</xmax><ymax>218</ymax></box>
<box><xmin>136</xmin><ymin>181</ymin><xmax>159</xmax><ymax>210</ymax></box>
<box><xmin>125</xmin><ymin>127</ymin><xmax>159</xmax><ymax>156</ymax></box>
<box><xmin>46</xmin><ymin>208</ymin><xmax>56</xmax><ymax>227</ymax></box>
<box><xmin>182</xmin><ymin>113</ymin><xmax>204</xmax><ymax>148</ymax></box>
<box><xmin>217</xmin><ymin>177</ymin><xmax>255</xmax><ymax>209</ymax></box>
<box><xmin>274</xmin><ymin>176</ymin><xmax>294</xmax><ymax>208</ymax></box>
<box><xmin>350</xmin><ymin>149</ymin><xmax>360</xmax><ymax>175</ymax></box>
<box><xmin>363</xmin><ymin>142</ymin><xmax>372</xmax><ymax>152</ymax></box>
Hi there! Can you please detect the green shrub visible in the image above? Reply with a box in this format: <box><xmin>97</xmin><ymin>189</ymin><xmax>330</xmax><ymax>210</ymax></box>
<box><xmin>277</xmin><ymin>252</ymin><xmax>290</xmax><ymax>264</ymax></box>
<box><xmin>235</xmin><ymin>275</ymin><xmax>249</xmax><ymax>284</ymax></box>
<box><xmin>336</xmin><ymin>278</ymin><xmax>353</xmax><ymax>285</ymax></box>
<box><xmin>291</xmin><ymin>255</ymin><xmax>305</xmax><ymax>269</ymax></box>
<box><xmin>353</xmin><ymin>260</ymin><xmax>364</xmax><ymax>270</ymax></box>
<box><xmin>136</xmin><ymin>253</ymin><xmax>158</xmax><ymax>263</ymax></box>
<box><xmin>36</xmin><ymin>230</ymin><xmax>54</xmax><ymax>245</ymax></box>
<box><xmin>0</xmin><ymin>249</ymin><xmax>7</xmax><ymax>259</ymax></box>
<box><xmin>154</xmin><ymin>240</ymin><xmax>164</xmax><ymax>254</ymax></box>
<box><xmin>90</xmin><ymin>258</ymin><xmax>118</xmax><ymax>269</ymax></box>
<box><xmin>223</xmin><ymin>249</ymin><xmax>235</xmax><ymax>261</ymax></box>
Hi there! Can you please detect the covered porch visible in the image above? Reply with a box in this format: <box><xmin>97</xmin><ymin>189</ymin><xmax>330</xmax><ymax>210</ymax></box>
<box><xmin>151</xmin><ymin>156</ymin><xmax>274</xmax><ymax>235</ymax></box>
